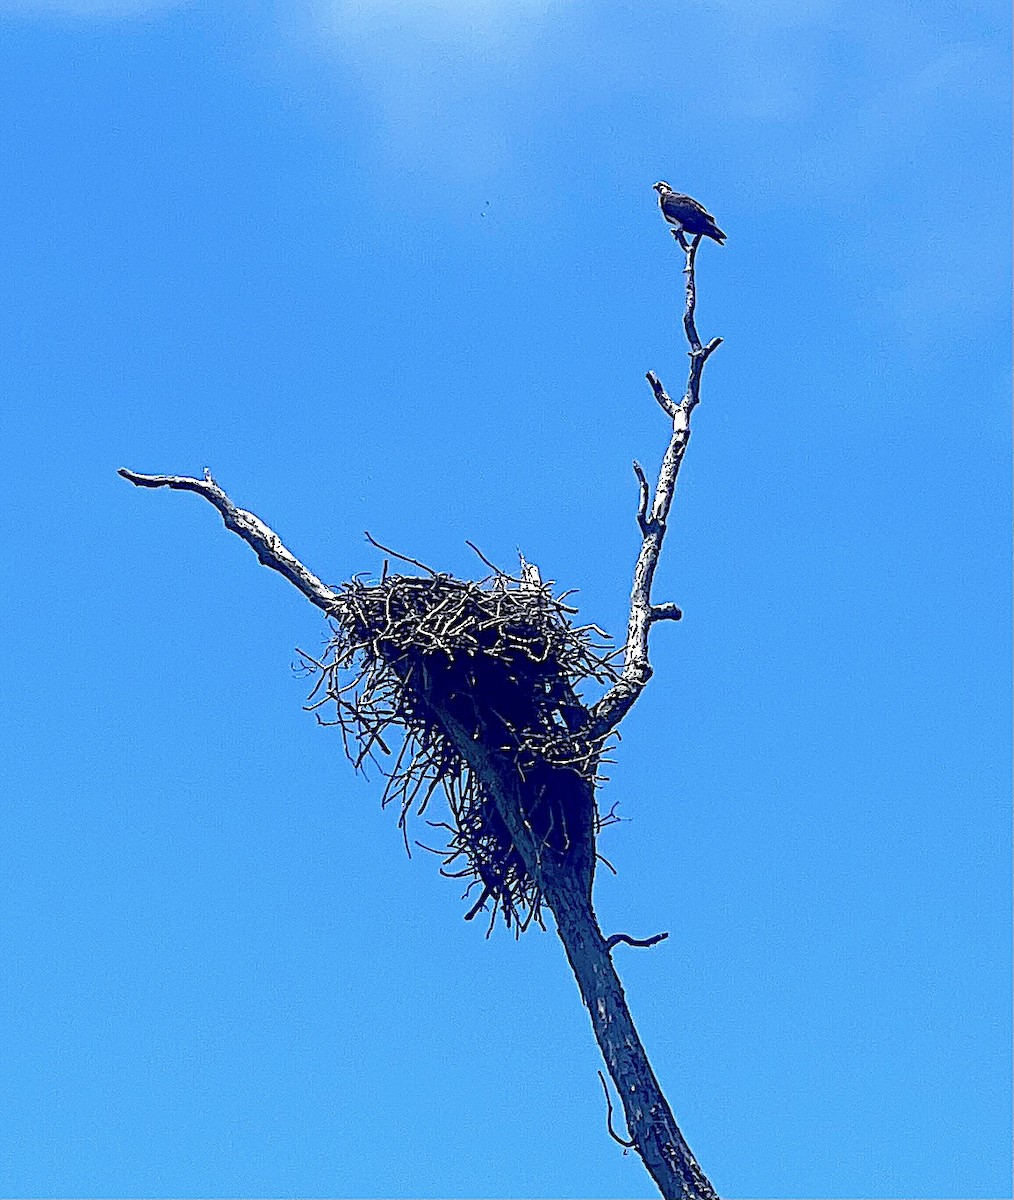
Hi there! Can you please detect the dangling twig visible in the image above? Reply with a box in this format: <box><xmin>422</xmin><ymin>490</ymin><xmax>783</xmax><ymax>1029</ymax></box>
<box><xmin>597</xmin><ymin>1071</ymin><xmax>637</xmax><ymax>1149</ymax></box>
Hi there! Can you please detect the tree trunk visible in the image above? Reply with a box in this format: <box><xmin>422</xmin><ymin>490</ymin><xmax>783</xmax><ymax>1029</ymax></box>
<box><xmin>545</xmin><ymin>873</ymin><xmax>717</xmax><ymax>1200</ymax></box>
<box><xmin>427</xmin><ymin>689</ymin><xmax>716</xmax><ymax>1199</ymax></box>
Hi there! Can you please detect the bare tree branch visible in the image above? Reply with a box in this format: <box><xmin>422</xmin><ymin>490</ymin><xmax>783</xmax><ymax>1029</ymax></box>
<box><xmin>680</xmin><ymin>233</ymin><xmax>705</xmax><ymax>351</ymax></box>
<box><xmin>585</xmin><ymin>235</ymin><xmax>721</xmax><ymax>740</ymax></box>
<box><xmin>117</xmin><ymin>467</ymin><xmax>340</xmax><ymax>614</ymax></box>
<box><xmin>605</xmin><ymin>930</ymin><xmax>670</xmax><ymax>952</ymax></box>
<box><xmin>647</xmin><ymin>374</ymin><xmax>679</xmax><ymax>420</ymax></box>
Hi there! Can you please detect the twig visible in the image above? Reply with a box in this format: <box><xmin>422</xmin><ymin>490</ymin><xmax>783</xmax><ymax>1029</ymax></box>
<box><xmin>605</xmin><ymin>931</ymin><xmax>670</xmax><ymax>952</ymax></box>
<box><xmin>118</xmin><ymin>468</ymin><xmax>340</xmax><ymax>614</ymax></box>
<box><xmin>633</xmin><ymin>461</ymin><xmax>651</xmax><ymax>535</ymax></box>
<box><xmin>597</xmin><ymin>1071</ymin><xmax>637</xmax><ymax>1149</ymax></box>
<box><xmin>596</xmin><ymin>852</ymin><xmax>619</xmax><ymax>876</ymax></box>
<box><xmin>464</xmin><ymin>539</ymin><xmax>512</xmax><ymax>579</ymax></box>
<box><xmin>364</xmin><ymin>531</ymin><xmax>439</xmax><ymax>577</ymax></box>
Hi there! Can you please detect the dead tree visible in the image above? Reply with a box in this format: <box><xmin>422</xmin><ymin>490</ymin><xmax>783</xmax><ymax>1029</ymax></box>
<box><xmin>120</xmin><ymin>228</ymin><xmax>723</xmax><ymax>1200</ymax></box>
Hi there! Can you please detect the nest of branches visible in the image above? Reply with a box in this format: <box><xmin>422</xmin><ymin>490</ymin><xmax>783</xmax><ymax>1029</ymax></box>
<box><xmin>297</xmin><ymin>560</ymin><xmax>621</xmax><ymax>932</ymax></box>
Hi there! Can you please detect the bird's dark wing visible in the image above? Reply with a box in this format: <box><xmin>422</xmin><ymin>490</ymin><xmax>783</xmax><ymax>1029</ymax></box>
<box><xmin>661</xmin><ymin>192</ymin><xmax>713</xmax><ymax>225</ymax></box>
<box><xmin>661</xmin><ymin>192</ymin><xmax>726</xmax><ymax>243</ymax></box>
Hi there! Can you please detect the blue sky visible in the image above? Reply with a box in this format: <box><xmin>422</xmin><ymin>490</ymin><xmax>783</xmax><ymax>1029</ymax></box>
<box><xmin>0</xmin><ymin>1</ymin><xmax>1009</xmax><ymax>1197</ymax></box>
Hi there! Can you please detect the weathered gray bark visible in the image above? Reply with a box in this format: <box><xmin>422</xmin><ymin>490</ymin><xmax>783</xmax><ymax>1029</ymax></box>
<box><xmin>364</xmin><ymin>659</ymin><xmax>717</xmax><ymax>1199</ymax></box>
<box><xmin>548</xmin><ymin>878</ymin><xmax>717</xmax><ymax>1200</ymax></box>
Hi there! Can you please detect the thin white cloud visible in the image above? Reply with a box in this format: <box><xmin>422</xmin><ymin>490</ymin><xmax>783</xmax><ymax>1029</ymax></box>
<box><xmin>0</xmin><ymin>0</ymin><xmax>186</xmax><ymax>16</ymax></box>
<box><xmin>287</xmin><ymin>0</ymin><xmax>558</xmax><ymax>179</ymax></box>
<box><xmin>318</xmin><ymin>0</ymin><xmax>555</xmax><ymax>38</ymax></box>
<box><xmin>692</xmin><ymin>0</ymin><xmax>843</xmax><ymax>23</ymax></box>
<box><xmin>302</xmin><ymin>0</ymin><xmax>559</xmax><ymax>59</ymax></box>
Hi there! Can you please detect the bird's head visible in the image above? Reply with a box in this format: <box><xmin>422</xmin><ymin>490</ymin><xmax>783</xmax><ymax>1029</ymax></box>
<box><xmin>652</xmin><ymin>181</ymin><xmax>672</xmax><ymax>194</ymax></box>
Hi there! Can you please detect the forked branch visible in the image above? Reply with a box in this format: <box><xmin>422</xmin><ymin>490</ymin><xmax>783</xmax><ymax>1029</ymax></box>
<box><xmin>585</xmin><ymin>234</ymin><xmax>721</xmax><ymax>740</ymax></box>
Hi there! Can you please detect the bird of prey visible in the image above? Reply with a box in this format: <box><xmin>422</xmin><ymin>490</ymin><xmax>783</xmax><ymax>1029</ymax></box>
<box><xmin>652</xmin><ymin>182</ymin><xmax>726</xmax><ymax>244</ymax></box>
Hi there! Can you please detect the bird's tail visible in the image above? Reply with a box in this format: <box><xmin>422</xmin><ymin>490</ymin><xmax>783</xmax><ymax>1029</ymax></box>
<box><xmin>706</xmin><ymin>222</ymin><xmax>727</xmax><ymax>244</ymax></box>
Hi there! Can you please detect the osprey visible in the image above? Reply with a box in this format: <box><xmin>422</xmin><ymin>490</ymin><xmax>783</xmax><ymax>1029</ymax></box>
<box><xmin>652</xmin><ymin>182</ymin><xmax>726</xmax><ymax>244</ymax></box>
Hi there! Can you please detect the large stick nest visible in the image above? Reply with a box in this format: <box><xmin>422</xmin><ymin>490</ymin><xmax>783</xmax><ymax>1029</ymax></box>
<box><xmin>297</xmin><ymin>563</ymin><xmax>621</xmax><ymax>933</ymax></box>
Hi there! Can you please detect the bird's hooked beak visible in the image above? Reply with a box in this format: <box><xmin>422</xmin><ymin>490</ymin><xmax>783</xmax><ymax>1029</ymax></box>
<box><xmin>652</xmin><ymin>181</ymin><xmax>668</xmax><ymax>194</ymax></box>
